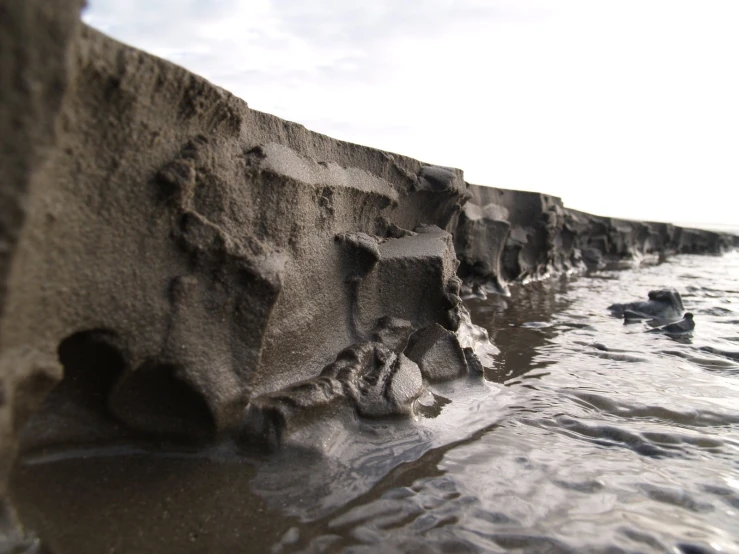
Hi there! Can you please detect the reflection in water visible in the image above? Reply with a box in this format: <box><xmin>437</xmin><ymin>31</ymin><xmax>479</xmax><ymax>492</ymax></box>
<box><xmin>10</xmin><ymin>253</ymin><xmax>739</xmax><ymax>553</ymax></box>
<box><xmin>466</xmin><ymin>279</ymin><xmax>572</xmax><ymax>384</ymax></box>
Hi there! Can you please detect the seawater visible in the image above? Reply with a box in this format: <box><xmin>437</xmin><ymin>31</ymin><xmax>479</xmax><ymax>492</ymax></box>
<box><xmin>11</xmin><ymin>253</ymin><xmax>739</xmax><ymax>554</ymax></box>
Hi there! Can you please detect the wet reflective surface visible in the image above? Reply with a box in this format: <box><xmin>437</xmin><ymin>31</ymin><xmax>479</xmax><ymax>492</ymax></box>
<box><xmin>11</xmin><ymin>253</ymin><xmax>739</xmax><ymax>553</ymax></box>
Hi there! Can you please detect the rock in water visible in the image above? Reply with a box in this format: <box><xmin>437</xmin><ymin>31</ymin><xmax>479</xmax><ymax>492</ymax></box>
<box><xmin>405</xmin><ymin>324</ymin><xmax>469</xmax><ymax>382</ymax></box>
<box><xmin>608</xmin><ymin>288</ymin><xmax>686</xmax><ymax>323</ymax></box>
<box><xmin>240</xmin><ymin>342</ymin><xmax>423</xmax><ymax>449</ymax></box>
<box><xmin>648</xmin><ymin>313</ymin><xmax>696</xmax><ymax>335</ymax></box>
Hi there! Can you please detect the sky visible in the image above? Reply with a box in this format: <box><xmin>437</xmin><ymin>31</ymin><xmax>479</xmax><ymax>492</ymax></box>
<box><xmin>83</xmin><ymin>0</ymin><xmax>739</xmax><ymax>226</ymax></box>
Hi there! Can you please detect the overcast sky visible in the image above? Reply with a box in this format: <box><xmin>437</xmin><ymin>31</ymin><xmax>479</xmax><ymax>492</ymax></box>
<box><xmin>83</xmin><ymin>1</ymin><xmax>738</xmax><ymax>226</ymax></box>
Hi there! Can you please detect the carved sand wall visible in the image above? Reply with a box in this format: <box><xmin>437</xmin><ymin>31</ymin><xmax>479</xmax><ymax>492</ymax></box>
<box><xmin>1</xmin><ymin>1</ymin><xmax>736</xmax><ymax>545</ymax></box>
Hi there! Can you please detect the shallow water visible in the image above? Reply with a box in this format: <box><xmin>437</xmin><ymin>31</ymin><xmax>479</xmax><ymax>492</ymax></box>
<box><xmin>11</xmin><ymin>253</ymin><xmax>739</xmax><ymax>553</ymax></box>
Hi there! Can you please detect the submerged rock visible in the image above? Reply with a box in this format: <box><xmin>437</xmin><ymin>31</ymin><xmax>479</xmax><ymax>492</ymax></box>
<box><xmin>405</xmin><ymin>324</ymin><xmax>469</xmax><ymax>382</ymax></box>
<box><xmin>608</xmin><ymin>289</ymin><xmax>686</xmax><ymax>323</ymax></box>
<box><xmin>648</xmin><ymin>313</ymin><xmax>696</xmax><ymax>335</ymax></box>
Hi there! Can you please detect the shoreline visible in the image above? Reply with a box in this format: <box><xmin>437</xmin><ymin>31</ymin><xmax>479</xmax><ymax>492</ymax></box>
<box><xmin>1</xmin><ymin>0</ymin><xmax>737</xmax><ymax>545</ymax></box>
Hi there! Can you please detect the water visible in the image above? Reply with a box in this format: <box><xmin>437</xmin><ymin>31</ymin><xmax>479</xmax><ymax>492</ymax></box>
<box><xmin>10</xmin><ymin>253</ymin><xmax>739</xmax><ymax>553</ymax></box>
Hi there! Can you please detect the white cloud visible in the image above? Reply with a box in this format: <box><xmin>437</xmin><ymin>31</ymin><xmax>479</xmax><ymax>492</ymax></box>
<box><xmin>83</xmin><ymin>0</ymin><xmax>739</xmax><ymax>225</ymax></box>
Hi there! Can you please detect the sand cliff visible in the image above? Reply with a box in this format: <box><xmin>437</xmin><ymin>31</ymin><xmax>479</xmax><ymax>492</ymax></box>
<box><xmin>1</xmin><ymin>0</ymin><xmax>736</xmax><ymax>545</ymax></box>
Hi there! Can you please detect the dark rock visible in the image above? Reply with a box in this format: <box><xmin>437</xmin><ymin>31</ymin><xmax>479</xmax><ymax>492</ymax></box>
<box><xmin>347</xmin><ymin>349</ymin><xmax>422</xmax><ymax>418</ymax></box>
<box><xmin>405</xmin><ymin>324</ymin><xmax>469</xmax><ymax>382</ymax></box>
<box><xmin>609</xmin><ymin>289</ymin><xmax>686</xmax><ymax>323</ymax></box>
<box><xmin>648</xmin><ymin>313</ymin><xmax>696</xmax><ymax>335</ymax></box>
<box><xmin>241</xmin><ymin>341</ymin><xmax>422</xmax><ymax>448</ymax></box>
<box><xmin>383</xmin><ymin>355</ymin><xmax>424</xmax><ymax>411</ymax></box>
<box><xmin>319</xmin><ymin>342</ymin><xmax>423</xmax><ymax>417</ymax></box>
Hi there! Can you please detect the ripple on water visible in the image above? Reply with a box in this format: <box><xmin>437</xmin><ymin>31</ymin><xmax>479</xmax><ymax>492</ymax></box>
<box><xmin>562</xmin><ymin>390</ymin><xmax>739</xmax><ymax>428</ymax></box>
